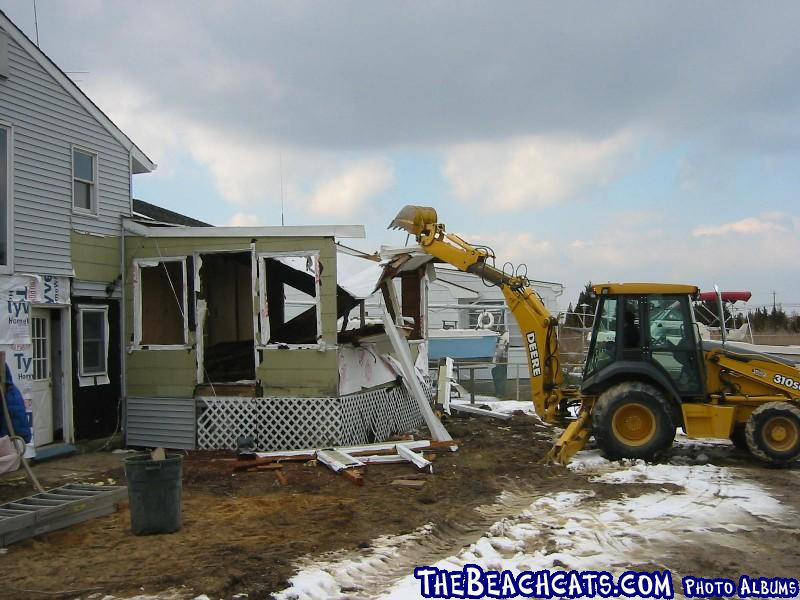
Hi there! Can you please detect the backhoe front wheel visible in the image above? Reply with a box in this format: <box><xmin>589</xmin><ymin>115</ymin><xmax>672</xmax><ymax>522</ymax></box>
<box><xmin>745</xmin><ymin>402</ymin><xmax>800</xmax><ymax>466</ymax></box>
<box><xmin>592</xmin><ymin>382</ymin><xmax>676</xmax><ymax>460</ymax></box>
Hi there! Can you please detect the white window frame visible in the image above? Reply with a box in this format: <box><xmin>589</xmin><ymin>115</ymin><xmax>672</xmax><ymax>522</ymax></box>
<box><xmin>77</xmin><ymin>304</ymin><xmax>109</xmax><ymax>380</ymax></box>
<box><xmin>0</xmin><ymin>121</ymin><xmax>13</xmax><ymax>274</ymax></box>
<box><xmin>257</xmin><ymin>251</ymin><xmax>323</xmax><ymax>350</ymax></box>
<box><xmin>132</xmin><ymin>257</ymin><xmax>190</xmax><ymax>350</ymax></box>
<box><xmin>71</xmin><ymin>145</ymin><xmax>98</xmax><ymax>216</ymax></box>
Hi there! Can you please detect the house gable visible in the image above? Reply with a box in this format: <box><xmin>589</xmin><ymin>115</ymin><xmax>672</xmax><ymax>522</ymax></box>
<box><xmin>0</xmin><ymin>14</ymin><xmax>153</xmax><ymax>275</ymax></box>
<box><xmin>0</xmin><ymin>10</ymin><xmax>154</xmax><ymax>174</ymax></box>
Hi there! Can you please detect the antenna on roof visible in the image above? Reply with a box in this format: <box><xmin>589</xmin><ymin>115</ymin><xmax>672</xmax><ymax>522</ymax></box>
<box><xmin>280</xmin><ymin>152</ymin><xmax>285</xmax><ymax>226</ymax></box>
<box><xmin>32</xmin><ymin>0</ymin><xmax>40</xmax><ymax>46</ymax></box>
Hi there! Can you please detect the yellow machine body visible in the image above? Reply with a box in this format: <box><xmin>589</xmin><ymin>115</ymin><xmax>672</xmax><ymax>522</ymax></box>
<box><xmin>391</xmin><ymin>205</ymin><xmax>800</xmax><ymax>465</ymax></box>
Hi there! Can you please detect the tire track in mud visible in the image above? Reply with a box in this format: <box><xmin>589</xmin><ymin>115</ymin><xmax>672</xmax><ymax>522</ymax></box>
<box><xmin>276</xmin><ymin>481</ymin><xmax>558</xmax><ymax>600</ymax></box>
<box><xmin>275</xmin><ymin>455</ymin><xmax>796</xmax><ymax>600</ymax></box>
<box><xmin>274</xmin><ymin>468</ymin><xmax>672</xmax><ymax>600</ymax></box>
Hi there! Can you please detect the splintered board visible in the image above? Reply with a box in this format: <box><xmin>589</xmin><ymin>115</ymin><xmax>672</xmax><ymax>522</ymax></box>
<box><xmin>0</xmin><ymin>483</ymin><xmax>127</xmax><ymax>546</ymax></box>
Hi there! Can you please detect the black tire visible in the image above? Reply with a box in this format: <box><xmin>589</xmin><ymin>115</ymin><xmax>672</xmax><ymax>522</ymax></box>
<box><xmin>745</xmin><ymin>402</ymin><xmax>800</xmax><ymax>466</ymax></box>
<box><xmin>592</xmin><ymin>382</ymin><xmax>676</xmax><ymax>460</ymax></box>
<box><xmin>730</xmin><ymin>425</ymin><xmax>749</xmax><ymax>451</ymax></box>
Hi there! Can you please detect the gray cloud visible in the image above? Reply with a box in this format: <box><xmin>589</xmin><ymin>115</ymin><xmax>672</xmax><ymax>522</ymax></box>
<box><xmin>4</xmin><ymin>1</ymin><xmax>800</xmax><ymax>152</ymax></box>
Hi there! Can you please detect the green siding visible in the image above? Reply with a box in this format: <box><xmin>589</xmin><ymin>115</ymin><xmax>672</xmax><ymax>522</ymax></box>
<box><xmin>126</xmin><ymin>347</ymin><xmax>196</xmax><ymax>398</ymax></box>
<box><xmin>72</xmin><ymin>230</ymin><xmax>121</xmax><ymax>282</ymax></box>
<box><xmin>124</xmin><ymin>234</ymin><xmax>340</xmax><ymax>398</ymax></box>
<box><xmin>257</xmin><ymin>348</ymin><xmax>338</xmax><ymax>397</ymax></box>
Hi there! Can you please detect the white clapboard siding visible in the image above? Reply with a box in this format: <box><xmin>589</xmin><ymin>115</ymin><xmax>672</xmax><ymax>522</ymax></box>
<box><xmin>0</xmin><ymin>27</ymin><xmax>134</xmax><ymax>276</ymax></box>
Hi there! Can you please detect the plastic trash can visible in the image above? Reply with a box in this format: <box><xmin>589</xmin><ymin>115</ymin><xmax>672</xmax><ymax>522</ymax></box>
<box><xmin>123</xmin><ymin>452</ymin><xmax>183</xmax><ymax>535</ymax></box>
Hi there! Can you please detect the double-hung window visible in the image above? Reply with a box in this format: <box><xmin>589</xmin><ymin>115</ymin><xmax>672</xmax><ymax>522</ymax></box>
<box><xmin>78</xmin><ymin>305</ymin><xmax>109</xmax><ymax>381</ymax></box>
<box><xmin>72</xmin><ymin>147</ymin><xmax>97</xmax><ymax>213</ymax></box>
<box><xmin>0</xmin><ymin>124</ymin><xmax>10</xmax><ymax>270</ymax></box>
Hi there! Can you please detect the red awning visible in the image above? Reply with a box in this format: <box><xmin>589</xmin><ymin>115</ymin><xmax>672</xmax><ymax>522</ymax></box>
<box><xmin>698</xmin><ymin>291</ymin><xmax>752</xmax><ymax>303</ymax></box>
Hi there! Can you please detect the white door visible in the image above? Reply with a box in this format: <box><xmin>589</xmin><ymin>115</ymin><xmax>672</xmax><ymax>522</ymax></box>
<box><xmin>30</xmin><ymin>309</ymin><xmax>53</xmax><ymax>447</ymax></box>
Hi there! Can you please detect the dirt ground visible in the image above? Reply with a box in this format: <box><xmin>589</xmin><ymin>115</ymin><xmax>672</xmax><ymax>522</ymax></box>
<box><xmin>0</xmin><ymin>413</ymin><xmax>798</xmax><ymax>600</ymax></box>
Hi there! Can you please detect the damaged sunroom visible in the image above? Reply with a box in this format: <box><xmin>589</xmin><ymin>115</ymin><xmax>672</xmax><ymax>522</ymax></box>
<box><xmin>123</xmin><ymin>220</ymin><xmax>436</xmax><ymax>452</ymax></box>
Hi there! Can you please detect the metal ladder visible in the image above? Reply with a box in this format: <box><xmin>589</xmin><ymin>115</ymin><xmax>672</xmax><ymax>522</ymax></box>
<box><xmin>0</xmin><ymin>483</ymin><xmax>127</xmax><ymax>546</ymax></box>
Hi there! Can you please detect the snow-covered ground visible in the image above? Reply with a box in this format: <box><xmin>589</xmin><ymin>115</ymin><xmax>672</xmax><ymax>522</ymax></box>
<box><xmin>274</xmin><ymin>403</ymin><xmax>793</xmax><ymax>600</ymax></box>
<box><xmin>449</xmin><ymin>395</ymin><xmax>539</xmax><ymax>417</ymax></box>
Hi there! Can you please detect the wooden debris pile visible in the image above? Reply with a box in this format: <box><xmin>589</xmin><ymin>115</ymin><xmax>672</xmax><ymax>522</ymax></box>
<box><xmin>232</xmin><ymin>439</ymin><xmax>458</xmax><ymax>486</ymax></box>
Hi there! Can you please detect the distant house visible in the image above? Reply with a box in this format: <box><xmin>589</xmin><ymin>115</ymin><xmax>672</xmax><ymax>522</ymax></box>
<box><xmin>428</xmin><ymin>265</ymin><xmax>564</xmax><ymax>346</ymax></box>
<box><xmin>0</xmin><ymin>10</ymin><xmax>155</xmax><ymax>452</ymax></box>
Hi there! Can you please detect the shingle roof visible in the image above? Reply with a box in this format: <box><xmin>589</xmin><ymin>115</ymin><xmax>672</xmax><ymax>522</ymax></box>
<box><xmin>132</xmin><ymin>199</ymin><xmax>212</xmax><ymax>227</ymax></box>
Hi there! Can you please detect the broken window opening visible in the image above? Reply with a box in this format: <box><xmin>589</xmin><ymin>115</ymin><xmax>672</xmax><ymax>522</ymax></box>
<box><xmin>134</xmin><ymin>258</ymin><xmax>188</xmax><ymax>347</ymax></box>
<box><xmin>199</xmin><ymin>252</ymin><xmax>256</xmax><ymax>382</ymax></box>
<box><xmin>259</xmin><ymin>253</ymin><xmax>322</xmax><ymax>346</ymax></box>
<box><xmin>401</xmin><ymin>270</ymin><xmax>423</xmax><ymax>339</ymax></box>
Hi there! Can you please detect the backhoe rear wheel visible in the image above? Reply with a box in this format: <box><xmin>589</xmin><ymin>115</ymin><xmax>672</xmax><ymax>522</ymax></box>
<box><xmin>745</xmin><ymin>402</ymin><xmax>800</xmax><ymax>466</ymax></box>
<box><xmin>592</xmin><ymin>382</ymin><xmax>676</xmax><ymax>460</ymax></box>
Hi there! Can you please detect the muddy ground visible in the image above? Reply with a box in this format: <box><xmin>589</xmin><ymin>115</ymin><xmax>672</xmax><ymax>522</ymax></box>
<box><xmin>0</xmin><ymin>412</ymin><xmax>798</xmax><ymax>599</ymax></box>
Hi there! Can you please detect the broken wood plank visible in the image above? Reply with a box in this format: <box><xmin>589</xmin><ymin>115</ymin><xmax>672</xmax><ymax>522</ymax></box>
<box><xmin>358</xmin><ymin>455</ymin><xmax>408</xmax><ymax>465</ymax></box>
<box><xmin>254</xmin><ymin>439</ymin><xmax>434</xmax><ymax>460</ymax></box>
<box><xmin>437</xmin><ymin>357</ymin><xmax>454</xmax><ymax>415</ymax></box>
<box><xmin>450</xmin><ymin>403</ymin><xmax>512</xmax><ymax>420</ymax></box>
<box><xmin>382</xmin><ymin>307</ymin><xmax>452</xmax><ymax>442</ymax></box>
<box><xmin>316</xmin><ymin>449</ymin><xmax>364</xmax><ymax>472</ymax></box>
<box><xmin>396</xmin><ymin>444</ymin><xmax>433</xmax><ymax>473</ymax></box>
<box><xmin>233</xmin><ymin>456</ymin><xmax>311</xmax><ymax>471</ymax></box>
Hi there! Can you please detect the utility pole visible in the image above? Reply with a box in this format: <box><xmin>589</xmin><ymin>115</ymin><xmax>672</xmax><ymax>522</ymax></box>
<box><xmin>772</xmin><ymin>290</ymin><xmax>777</xmax><ymax>312</ymax></box>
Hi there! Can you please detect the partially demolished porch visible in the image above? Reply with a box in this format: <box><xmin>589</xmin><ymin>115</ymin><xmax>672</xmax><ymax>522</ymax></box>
<box><xmin>122</xmin><ymin>221</ymin><xmax>442</xmax><ymax>452</ymax></box>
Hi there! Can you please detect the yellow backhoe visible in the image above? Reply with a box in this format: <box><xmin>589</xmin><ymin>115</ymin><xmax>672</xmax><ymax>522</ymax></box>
<box><xmin>391</xmin><ymin>205</ymin><xmax>800</xmax><ymax>465</ymax></box>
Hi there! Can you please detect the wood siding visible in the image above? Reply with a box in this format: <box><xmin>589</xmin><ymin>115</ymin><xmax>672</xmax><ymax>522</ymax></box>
<box><xmin>72</xmin><ymin>231</ymin><xmax>121</xmax><ymax>282</ymax></box>
<box><xmin>0</xmin><ymin>27</ymin><xmax>133</xmax><ymax>276</ymax></box>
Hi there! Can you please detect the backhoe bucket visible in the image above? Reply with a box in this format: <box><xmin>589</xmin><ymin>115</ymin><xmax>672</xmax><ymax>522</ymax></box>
<box><xmin>389</xmin><ymin>205</ymin><xmax>438</xmax><ymax>236</ymax></box>
<box><xmin>545</xmin><ymin>410</ymin><xmax>592</xmax><ymax>465</ymax></box>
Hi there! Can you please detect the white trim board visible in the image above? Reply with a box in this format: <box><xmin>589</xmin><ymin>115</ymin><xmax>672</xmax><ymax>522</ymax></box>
<box><xmin>123</xmin><ymin>220</ymin><xmax>365</xmax><ymax>239</ymax></box>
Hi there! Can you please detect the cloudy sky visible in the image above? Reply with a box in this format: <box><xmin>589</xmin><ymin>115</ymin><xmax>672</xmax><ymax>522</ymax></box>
<box><xmin>4</xmin><ymin>1</ymin><xmax>800</xmax><ymax>309</ymax></box>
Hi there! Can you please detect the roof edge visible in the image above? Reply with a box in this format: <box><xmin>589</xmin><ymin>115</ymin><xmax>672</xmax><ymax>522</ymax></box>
<box><xmin>123</xmin><ymin>220</ymin><xmax>366</xmax><ymax>239</ymax></box>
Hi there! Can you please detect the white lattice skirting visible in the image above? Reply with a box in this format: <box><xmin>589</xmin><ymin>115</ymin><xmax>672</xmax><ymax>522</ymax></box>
<box><xmin>196</xmin><ymin>382</ymin><xmax>431</xmax><ymax>451</ymax></box>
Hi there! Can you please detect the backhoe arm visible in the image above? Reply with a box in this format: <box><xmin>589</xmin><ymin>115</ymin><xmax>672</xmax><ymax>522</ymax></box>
<box><xmin>390</xmin><ymin>206</ymin><xmax>568</xmax><ymax>422</ymax></box>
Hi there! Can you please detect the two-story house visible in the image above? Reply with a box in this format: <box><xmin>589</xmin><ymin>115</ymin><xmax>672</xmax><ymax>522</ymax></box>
<box><xmin>1</xmin><ymin>11</ymin><xmax>442</xmax><ymax>456</ymax></box>
<box><xmin>0</xmin><ymin>10</ymin><xmax>155</xmax><ymax>454</ymax></box>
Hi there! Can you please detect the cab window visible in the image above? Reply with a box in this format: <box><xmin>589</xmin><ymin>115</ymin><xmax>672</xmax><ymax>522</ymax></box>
<box><xmin>585</xmin><ymin>297</ymin><xmax>617</xmax><ymax>376</ymax></box>
<box><xmin>646</xmin><ymin>295</ymin><xmax>701</xmax><ymax>393</ymax></box>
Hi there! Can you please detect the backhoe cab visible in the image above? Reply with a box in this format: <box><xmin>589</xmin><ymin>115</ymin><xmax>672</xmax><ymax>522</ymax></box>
<box><xmin>390</xmin><ymin>205</ymin><xmax>800</xmax><ymax>466</ymax></box>
<box><xmin>579</xmin><ymin>284</ymin><xmax>704</xmax><ymax>461</ymax></box>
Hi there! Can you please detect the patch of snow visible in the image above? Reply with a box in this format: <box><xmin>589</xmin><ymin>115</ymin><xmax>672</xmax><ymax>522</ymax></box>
<box><xmin>566</xmin><ymin>448</ymin><xmax>614</xmax><ymax>472</ymax></box>
<box><xmin>276</xmin><ymin>454</ymin><xmax>790</xmax><ymax>600</ymax></box>
<box><xmin>450</xmin><ymin>395</ymin><xmax>539</xmax><ymax>418</ymax></box>
<box><xmin>273</xmin><ymin>525</ymin><xmax>436</xmax><ymax>600</ymax></box>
